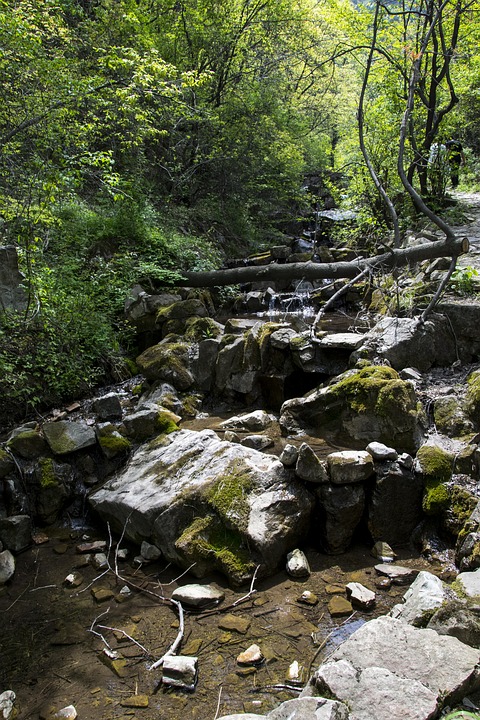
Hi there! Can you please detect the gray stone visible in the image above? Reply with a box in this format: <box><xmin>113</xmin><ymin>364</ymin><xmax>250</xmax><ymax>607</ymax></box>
<box><xmin>313</xmin><ymin>615</ymin><xmax>480</xmax><ymax>720</ymax></box>
<box><xmin>7</xmin><ymin>427</ymin><xmax>47</xmax><ymax>459</ymax></box>
<box><xmin>374</xmin><ymin>564</ymin><xmax>418</xmax><ymax>585</ymax></box>
<box><xmin>140</xmin><ymin>541</ymin><xmax>162</xmax><ymax>561</ymax></box>
<box><xmin>0</xmin><ymin>691</ymin><xmax>16</xmax><ymax>720</ymax></box>
<box><xmin>34</xmin><ymin>459</ymin><xmax>74</xmax><ymax>524</ymax></box>
<box><xmin>241</xmin><ymin>434</ymin><xmax>274</xmax><ymax>451</ymax></box>
<box><xmin>286</xmin><ymin>548</ymin><xmax>310</xmax><ymax>578</ymax></box>
<box><xmin>270</xmin><ymin>327</ymin><xmax>297</xmax><ymax>350</ymax></box>
<box><xmin>390</xmin><ymin>571</ymin><xmax>449</xmax><ymax>626</ymax></box>
<box><xmin>220</xmin><ymin>410</ymin><xmax>276</xmax><ymax>432</ymax></box>
<box><xmin>326</xmin><ymin>450</ymin><xmax>374</xmax><ymax>484</ymax></box>
<box><xmin>296</xmin><ymin>443</ymin><xmax>329</xmax><ymax>483</ymax></box>
<box><xmin>316</xmin><ymin>483</ymin><xmax>365</xmax><ymax>554</ymax></box>
<box><xmin>0</xmin><ymin>449</ymin><xmax>15</xmax><ymax>478</ymax></box>
<box><xmin>92</xmin><ymin>393</ymin><xmax>123</xmax><ymax>420</ymax></box>
<box><xmin>89</xmin><ymin>428</ymin><xmax>314</xmax><ymax>585</ymax></box>
<box><xmin>345</xmin><ymin>582</ymin><xmax>376</xmax><ymax>610</ymax></box>
<box><xmin>366</xmin><ymin>441</ymin><xmax>398</xmax><ymax>461</ymax></box>
<box><xmin>0</xmin><ymin>549</ymin><xmax>15</xmax><ymax>584</ymax></box>
<box><xmin>268</xmin><ymin>697</ymin><xmax>349</xmax><ymax>720</ymax></box>
<box><xmin>279</xmin><ymin>443</ymin><xmax>298</xmax><ymax>467</ymax></box>
<box><xmin>427</xmin><ymin>599</ymin><xmax>480</xmax><ymax>648</ymax></box>
<box><xmin>162</xmin><ymin>655</ymin><xmax>198</xmax><ymax>690</ymax></box>
<box><xmin>351</xmin><ymin>315</ymin><xmax>457</xmax><ymax>371</ymax></box>
<box><xmin>43</xmin><ymin>421</ymin><xmax>96</xmax><ymax>455</ymax></box>
<box><xmin>172</xmin><ymin>584</ymin><xmax>225</xmax><ymax>608</ymax></box>
<box><xmin>456</xmin><ymin>568</ymin><xmax>480</xmax><ymax>597</ymax></box>
<box><xmin>280</xmin><ymin>366</ymin><xmax>424</xmax><ymax>455</ymax></box>
<box><xmin>123</xmin><ymin>405</ymin><xmax>180</xmax><ymax>442</ymax></box>
<box><xmin>318</xmin><ymin>333</ymin><xmax>364</xmax><ymax>350</ymax></box>
<box><xmin>368</xmin><ymin>461</ymin><xmax>423</xmax><ymax>546</ymax></box>
<box><xmin>371</xmin><ymin>541</ymin><xmax>396</xmax><ymax>562</ymax></box>
<box><xmin>0</xmin><ymin>515</ymin><xmax>31</xmax><ymax>553</ymax></box>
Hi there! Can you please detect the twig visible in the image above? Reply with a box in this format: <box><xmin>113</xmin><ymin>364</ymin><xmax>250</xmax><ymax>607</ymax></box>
<box><xmin>232</xmin><ymin>565</ymin><xmax>260</xmax><ymax>607</ymax></box>
<box><xmin>97</xmin><ymin>624</ymin><xmax>153</xmax><ymax>657</ymax></box>
<box><xmin>88</xmin><ymin>609</ymin><xmax>114</xmax><ymax>651</ymax></box>
<box><xmin>149</xmin><ymin>598</ymin><xmax>184</xmax><ymax>670</ymax></box>
<box><xmin>5</xmin><ymin>585</ymin><xmax>30</xmax><ymax>612</ymax></box>
<box><xmin>213</xmin><ymin>686</ymin><xmax>223</xmax><ymax>720</ymax></box>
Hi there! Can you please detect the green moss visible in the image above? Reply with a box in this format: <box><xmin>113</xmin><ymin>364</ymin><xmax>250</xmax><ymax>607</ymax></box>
<box><xmin>465</xmin><ymin>370</ymin><xmax>480</xmax><ymax>421</ymax></box>
<box><xmin>330</xmin><ymin>365</ymin><xmax>406</xmax><ymax>415</ymax></box>
<box><xmin>423</xmin><ymin>483</ymin><xmax>450</xmax><ymax>515</ymax></box>
<box><xmin>184</xmin><ymin>316</ymin><xmax>222</xmax><ymax>342</ymax></box>
<box><xmin>416</xmin><ymin>445</ymin><xmax>453</xmax><ymax>485</ymax></box>
<box><xmin>446</xmin><ymin>485</ymin><xmax>478</xmax><ymax>535</ymax></box>
<box><xmin>38</xmin><ymin>457</ymin><xmax>58</xmax><ymax>488</ymax></box>
<box><xmin>155</xmin><ymin>410</ymin><xmax>180</xmax><ymax>435</ymax></box>
<box><xmin>176</xmin><ymin>515</ymin><xmax>255</xmax><ymax>581</ymax></box>
<box><xmin>98</xmin><ymin>433</ymin><xmax>131</xmax><ymax>453</ymax></box>
<box><xmin>206</xmin><ymin>461</ymin><xmax>253</xmax><ymax>529</ymax></box>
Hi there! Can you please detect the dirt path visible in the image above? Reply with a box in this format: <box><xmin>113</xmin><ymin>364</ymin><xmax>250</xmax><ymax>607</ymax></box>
<box><xmin>452</xmin><ymin>191</ymin><xmax>480</xmax><ymax>271</ymax></box>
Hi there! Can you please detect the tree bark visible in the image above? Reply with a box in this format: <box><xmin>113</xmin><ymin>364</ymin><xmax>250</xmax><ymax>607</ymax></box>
<box><xmin>178</xmin><ymin>236</ymin><xmax>468</xmax><ymax>287</ymax></box>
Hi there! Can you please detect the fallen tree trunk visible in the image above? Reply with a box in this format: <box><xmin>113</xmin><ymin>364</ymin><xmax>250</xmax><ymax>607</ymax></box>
<box><xmin>179</xmin><ymin>236</ymin><xmax>469</xmax><ymax>287</ymax></box>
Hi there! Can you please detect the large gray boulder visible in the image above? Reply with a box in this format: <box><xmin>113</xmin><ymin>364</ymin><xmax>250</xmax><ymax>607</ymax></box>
<box><xmin>280</xmin><ymin>365</ymin><xmax>424</xmax><ymax>454</ymax></box>
<box><xmin>351</xmin><ymin>315</ymin><xmax>456</xmax><ymax>371</ymax></box>
<box><xmin>89</xmin><ymin>429</ymin><xmax>314</xmax><ymax>585</ymax></box>
<box><xmin>311</xmin><ymin>616</ymin><xmax>480</xmax><ymax>720</ymax></box>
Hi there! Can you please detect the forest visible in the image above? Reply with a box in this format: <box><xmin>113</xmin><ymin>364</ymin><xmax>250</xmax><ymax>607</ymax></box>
<box><xmin>0</xmin><ymin>0</ymin><xmax>479</xmax><ymax>423</ymax></box>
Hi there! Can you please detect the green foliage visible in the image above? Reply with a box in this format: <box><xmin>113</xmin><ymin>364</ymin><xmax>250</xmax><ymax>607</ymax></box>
<box><xmin>449</xmin><ymin>266</ymin><xmax>480</xmax><ymax>297</ymax></box>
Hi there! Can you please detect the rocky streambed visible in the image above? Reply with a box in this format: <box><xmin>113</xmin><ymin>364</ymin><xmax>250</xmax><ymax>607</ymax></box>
<box><xmin>3</xmin><ymin>194</ymin><xmax>480</xmax><ymax>719</ymax></box>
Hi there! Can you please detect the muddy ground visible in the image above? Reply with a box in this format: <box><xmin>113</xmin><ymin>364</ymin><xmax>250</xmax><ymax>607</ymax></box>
<box><xmin>0</xmin><ymin>521</ymin><xmax>454</xmax><ymax>720</ymax></box>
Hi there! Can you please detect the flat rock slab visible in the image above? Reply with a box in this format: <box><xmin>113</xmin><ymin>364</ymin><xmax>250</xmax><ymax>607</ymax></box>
<box><xmin>318</xmin><ymin>333</ymin><xmax>365</xmax><ymax>350</ymax></box>
<box><xmin>313</xmin><ymin>615</ymin><xmax>480</xmax><ymax>720</ymax></box>
<box><xmin>217</xmin><ymin>697</ymin><xmax>349</xmax><ymax>720</ymax></box>
<box><xmin>171</xmin><ymin>583</ymin><xmax>225</xmax><ymax>608</ymax></box>
<box><xmin>374</xmin><ymin>563</ymin><xmax>418</xmax><ymax>584</ymax></box>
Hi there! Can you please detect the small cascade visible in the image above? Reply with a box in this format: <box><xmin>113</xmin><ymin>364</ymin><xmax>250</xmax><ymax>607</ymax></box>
<box><xmin>259</xmin><ymin>282</ymin><xmax>316</xmax><ymax>322</ymax></box>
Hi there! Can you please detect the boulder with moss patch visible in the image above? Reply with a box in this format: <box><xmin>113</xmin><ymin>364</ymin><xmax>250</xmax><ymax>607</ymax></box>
<box><xmin>465</xmin><ymin>370</ymin><xmax>480</xmax><ymax>429</ymax></box>
<box><xmin>414</xmin><ymin>443</ymin><xmax>454</xmax><ymax>517</ymax></box>
<box><xmin>136</xmin><ymin>341</ymin><xmax>195</xmax><ymax>390</ymax></box>
<box><xmin>280</xmin><ymin>365</ymin><xmax>425</xmax><ymax>454</ymax></box>
<box><xmin>89</xmin><ymin>428</ymin><xmax>314</xmax><ymax>585</ymax></box>
<box><xmin>33</xmin><ymin>457</ymin><xmax>75</xmax><ymax>524</ymax></box>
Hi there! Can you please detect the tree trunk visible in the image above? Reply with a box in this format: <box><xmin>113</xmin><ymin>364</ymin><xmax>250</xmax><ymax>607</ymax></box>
<box><xmin>178</xmin><ymin>236</ymin><xmax>468</xmax><ymax>288</ymax></box>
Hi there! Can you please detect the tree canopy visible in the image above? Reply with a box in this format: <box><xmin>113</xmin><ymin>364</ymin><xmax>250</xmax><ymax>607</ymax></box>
<box><xmin>0</xmin><ymin>0</ymin><xmax>478</xmax><ymax>423</ymax></box>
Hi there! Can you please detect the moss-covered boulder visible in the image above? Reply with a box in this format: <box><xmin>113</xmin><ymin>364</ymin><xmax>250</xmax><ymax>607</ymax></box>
<box><xmin>136</xmin><ymin>341</ymin><xmax>195</xmax><ymax>389</ymax></box>
<box><xmin>0</xmin><ymin>448</ymin><xmax>15</xmax><ymax>478</ymax></box>
<box><xmin>33</xmin><ymin>457</ymin><xmax>75</xmax><ymax>524</ymax></box>
<box><xmin>42</xmin><ymin>420</ymin><xmax>96</xmax><ymax>456</ymax></box>
<box><xmin>465</xmin><ymin>370</ymin><xmax>480</xmax><ymax>428</ymax></box>
<box><xmin>122</xmin><ymin>405</ymin><xmax>180</xmax><ymax>442</ymax></box>
<box><xmin>96</xmin><ymin>424</ymin><xmax>132</xmax><ymax>459</ymax></box>
<box><xmin>433</xmin><ymin>395</ymin><xmax>474</xmax><ymax>438</ymax></box>
<box><xmin>7</xmin><ymin>426</ymin><xmax>48</xmax><ymax>459</ymax></box>
<box><xmin>280</xmin><ymin>365</ymin><xmax>425</xmax><ymax>454</ymax></box>
<box><xmin>414</xmin><ymin>443</ymin><xmax>454</xmax><ymax>516</ymax></box>
<box><xmin>89</xmin><ymin>428</ymin><xmax>314</xmax><ymax>586</ymax></box>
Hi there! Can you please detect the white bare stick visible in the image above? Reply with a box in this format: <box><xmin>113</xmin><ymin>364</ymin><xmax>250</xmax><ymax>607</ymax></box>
<box><xmin>232</xmin><ymin>565</ymin><xmax>260</xmax><ymax>607</ymax></box>
<box><xmin>213</xmin><ymin>686</ymin><xmax>223</xmax><ymax>720</ymax></box>
<box><xmin>97</xmin><ymin>624</ymin><xmax>152</xmax><ymax>657</ymax></box>
<box><xmin>149</xmin><ymin>597</ymin><xmax>184</xmax><ymax>670</ymax></box>
<box><xmin>88</xmin><ymin>609</ymin><xmax>113</xmax><ymax>651</ymax></box>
